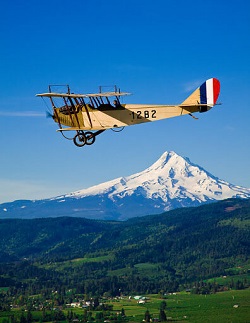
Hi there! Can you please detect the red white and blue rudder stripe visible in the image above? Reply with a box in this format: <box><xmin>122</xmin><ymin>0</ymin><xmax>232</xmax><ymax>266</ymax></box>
<box><xmin>200</xmin><ymin>78</ymin><xmax>220</xmax><ymax>106</ymax></box>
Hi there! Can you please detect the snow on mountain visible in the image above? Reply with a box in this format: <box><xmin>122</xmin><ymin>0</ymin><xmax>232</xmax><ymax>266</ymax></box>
<box><xmin>1</xmin><ymin>151</ymin><xmax>250</xmax><ymax>220</ymax></box>
<box><xmin>61</xmin><ymin>151</ymin><xmax>250</xmax><ymax>203</ymax></box>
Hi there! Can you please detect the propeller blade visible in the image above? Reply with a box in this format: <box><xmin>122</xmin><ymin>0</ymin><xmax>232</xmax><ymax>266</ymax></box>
<box><xmin>46</xmin><ymin>110</ymin><xmax>54</xmax><ymax>119</ymax></box>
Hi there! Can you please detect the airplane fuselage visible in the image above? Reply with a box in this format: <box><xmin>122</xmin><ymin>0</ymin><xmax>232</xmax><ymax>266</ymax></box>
<box><xmin>54</xmin><ymin>103</ymin><xmax>200</xmax><ymax>131</ymax></box>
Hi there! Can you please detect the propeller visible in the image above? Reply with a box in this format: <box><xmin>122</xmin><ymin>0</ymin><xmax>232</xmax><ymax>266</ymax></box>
<box><xmin>46</xmin><ymin>110</ymin><xmax>54</xmax><ymax>119</ymax></box>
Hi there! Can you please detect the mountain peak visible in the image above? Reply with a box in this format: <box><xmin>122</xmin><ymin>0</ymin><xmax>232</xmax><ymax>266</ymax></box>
<box><xmin>67</xmin><ymin>150</ymin><xmax>250</xmax><ymax>209</ymax></box>
<box><xmin>149</xmin><ymin>150</ymin><xmax>187</xmax><ymax>171</ymax></box>
<box><xmin>1</xmin><ymin>151</ymin><xmax>250</xmax><ymax>220</ymax></box>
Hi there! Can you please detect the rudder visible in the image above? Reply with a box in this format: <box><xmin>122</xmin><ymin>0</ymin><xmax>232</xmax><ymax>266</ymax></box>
<box><xmin>182</xmin><ymin>78</ymin><xmax>220</xmax><ymax>108</ymax></box>
<box><xmin>200</xmin><ymin>78</ymin><xmax>220</xmax><ymax>106</ymax></box>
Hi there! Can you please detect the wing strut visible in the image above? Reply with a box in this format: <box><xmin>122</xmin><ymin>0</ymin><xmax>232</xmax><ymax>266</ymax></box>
<box><xmin>83</xmin><ymin>102</ymin><xmax>93</xmax><ymax>128</ymax></box>
<box><xmin>68</xmin><ymin>97</ymin><xmax>81</xmax><ymax>128</ymax></box>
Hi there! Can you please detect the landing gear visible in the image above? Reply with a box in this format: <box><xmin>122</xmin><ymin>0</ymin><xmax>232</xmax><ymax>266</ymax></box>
<box><xmin>73</xmin><ymin>130</ymin><xmax>105</xmax><ymax>147</ymax></box>
<box><xmin>73</xmin><ymin>131</ymin><xmax>87</xmax><ymax>147</ymax></box>
<box><xmin>85</xmin><ymin>131</ymin><xmax>96</xmax><ymax>145</ymax></box>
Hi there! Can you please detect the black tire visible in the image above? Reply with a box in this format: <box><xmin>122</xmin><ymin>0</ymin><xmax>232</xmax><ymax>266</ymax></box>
<box><xmin>73</xmin><ymin>132</ymin><xmax>86</xmax><ymax>147</ymax></box>
<box><xmin>85</xmin><ymin>131</ymin><xmax>96</xmax><ymax>145</ymax></box>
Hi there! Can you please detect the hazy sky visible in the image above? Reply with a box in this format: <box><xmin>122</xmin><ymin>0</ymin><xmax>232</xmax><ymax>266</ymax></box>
<box><xmin>0</xmin><ymin>0</ymin><xmax>250</xmax><ymax>203</ymax></box>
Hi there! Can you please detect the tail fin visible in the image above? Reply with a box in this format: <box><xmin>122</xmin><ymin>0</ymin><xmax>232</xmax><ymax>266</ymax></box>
<box><xmin>181</xmin><ymin>78</ymin><xmax>220</xmax><ymax>110</ymax></box>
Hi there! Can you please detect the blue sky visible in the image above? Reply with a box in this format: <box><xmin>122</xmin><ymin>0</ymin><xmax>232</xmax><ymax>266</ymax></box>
<box><xmin>0</xmin><ymin>0</ymin><xmax>250</xmax><ymax>203</ymax></box>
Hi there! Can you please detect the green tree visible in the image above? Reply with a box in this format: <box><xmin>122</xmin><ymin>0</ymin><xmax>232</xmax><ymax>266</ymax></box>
<box><xmin>54</xmin><ymin>309</ymin><xmax>65</xmax><ymax>321</ymax></box>
<box><xmin>27</xmin><ymin>310</ymin><xmax>33</xmax><ymax>323</ymax></box>
<box><xmin>95</xmin><ymin>311</ymin><xmax>104</xmax><ymax>322</ymax></box>
<box><xmin>160</xmin><ymin>300</ymin><xmax>167</xmax><ymax>310</ymax></box>
<box><xmin>144</xmin><ymin>310</ymin><xmax>151</xmax><ymax>323</ymax></box>
<box><xmin>87</xmin><ymin>311</ymin><xmax>93</xmax><ymax>322</ymax></box>
<box><xmin>67</xmin><ymin>310</ymin><xmax>73</xmax><ymax>322</ymax></box>
<box><xmin>93</xmin><ymin>297</ymin><xmax>100</xmax><ymax>309</ymax></box>
<box><xmin>10</xmin><ymin>315</ymin><xmax>17</xmax><ymax>323</ymax></box>
<box><xmin>159</xmin><ymin>309</ymin><xmax>167</xmax><ymax>321</ymax></box>
<box><xmin>20</xmin><ymin>313</ymin><xmax>27</xmax><ymax>323</ymax></box>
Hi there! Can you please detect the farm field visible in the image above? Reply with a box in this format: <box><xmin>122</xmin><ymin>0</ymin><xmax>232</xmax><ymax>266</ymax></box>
<box><xmin>110</xmin><ymin>289</ymin><xmax>250</xmax><ymax>322</ymax></box>
<box><xmin>0</xmin><ymin>288</ymin><xmax>249</xmax><ymax>322</ymax></box>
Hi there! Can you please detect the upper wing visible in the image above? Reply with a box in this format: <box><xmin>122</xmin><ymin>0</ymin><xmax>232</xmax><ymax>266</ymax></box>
<box><xmin>36</xmin><ymin>91</ymin><xmax>131</xmax><ymax>98</ymax></box>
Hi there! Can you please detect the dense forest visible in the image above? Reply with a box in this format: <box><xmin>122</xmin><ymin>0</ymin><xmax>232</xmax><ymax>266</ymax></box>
<box><xmin>0</xmin><ymin>198</ymin><xmax>249</xmax><ymax>308</ymax></box>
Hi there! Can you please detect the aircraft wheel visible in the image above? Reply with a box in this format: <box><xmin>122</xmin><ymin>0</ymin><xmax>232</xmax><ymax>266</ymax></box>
<box><xmin>73</xmin><ymin>132</ymin><xmax>86</xmax><ymax>147</ymax></box>
<box><xmin>85</xmin><ymin>131</ymin><xmax>96</xmax><ymax>145</ymax></box>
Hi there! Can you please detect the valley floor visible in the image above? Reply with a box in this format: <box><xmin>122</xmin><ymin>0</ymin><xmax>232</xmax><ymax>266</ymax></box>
<box><xmin>111</xmin><ymin>289</ymin><xmax>250</xmax><ymax>322</ymax></box>
<box><xmin>0</xmin><ymin>288</ymin><xmax>249</xmax><ymax>323</ymax></box>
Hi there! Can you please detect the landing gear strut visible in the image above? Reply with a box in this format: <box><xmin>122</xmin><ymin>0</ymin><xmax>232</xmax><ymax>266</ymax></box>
<box><xmin>73</xmin><ymin>130</ymin><xmax>105</xmax><ymax>147</ymax></box>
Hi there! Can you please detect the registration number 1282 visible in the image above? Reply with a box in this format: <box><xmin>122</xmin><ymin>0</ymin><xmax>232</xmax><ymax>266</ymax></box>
<box><xmin>131</xmin><ymin>110</ymin><xmax>156</xmax><ymax>119</ymax></box>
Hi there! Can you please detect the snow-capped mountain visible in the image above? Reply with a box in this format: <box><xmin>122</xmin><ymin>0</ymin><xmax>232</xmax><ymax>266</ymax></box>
<box><xmin>1</xmin><ymin>151</ymin><xmax>250</xmax><ymax>220</ymax></box>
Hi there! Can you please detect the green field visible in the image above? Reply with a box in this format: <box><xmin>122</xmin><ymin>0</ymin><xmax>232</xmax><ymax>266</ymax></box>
<box><xmin>0</xmin><ymin>289</ymin><xmax>249</xmax><ymax>322</ymax></box>
<box><xmin>110</xmin><ymin>289</ymin><xmax>250</xmax><ymax>322</ymax></box>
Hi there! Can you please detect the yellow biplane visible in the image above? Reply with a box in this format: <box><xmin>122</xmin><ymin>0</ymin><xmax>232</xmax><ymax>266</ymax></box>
<box><xmin>37</xmin><ymin>78</ymin><xmax>220</xmax><ymax>147</ymax></box>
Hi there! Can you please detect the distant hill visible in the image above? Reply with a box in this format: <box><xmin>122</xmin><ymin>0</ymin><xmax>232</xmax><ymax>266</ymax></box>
<box><xmin>0</xmin><ymin>198</ymin><xmax>249</xmax><ymax>296</ymax></box>
<box><xmin>1</xmin><ymin>151</ymin><xmax>250</xmax><ymax>220</ymax></box>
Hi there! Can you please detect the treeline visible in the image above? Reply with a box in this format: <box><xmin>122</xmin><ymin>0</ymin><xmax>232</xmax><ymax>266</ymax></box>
<box><xmin>0</xmin><ymin>260</ymin><xmax>249</xmax><ymax>310</ymax></box>
<box><xmin>0</xmin><ymin>302</ymin><xmax>127</xmax><ymax>323</ymax></box>
<box><xmin>0</xmin><ymin>198</ymin><xmax>249</xmax><ymax>305</ymax></box>
<box><xmin>0</xmin><ymin>198</ymin><xmax>249</xmax><ymax>264</ymax></box>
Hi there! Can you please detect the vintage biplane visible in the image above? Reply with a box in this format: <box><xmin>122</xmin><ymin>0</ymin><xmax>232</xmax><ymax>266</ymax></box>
<box><xmin>36</xmin><ymin>78</ymin><xmax>220</xmax><ymax>147</ymax></box>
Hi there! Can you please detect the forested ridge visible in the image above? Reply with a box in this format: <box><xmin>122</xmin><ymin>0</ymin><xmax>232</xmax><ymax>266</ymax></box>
<box><xmin>0</xmin><ymin>198</ymin><xmax>249</xmax><ymax>298</ymax></box>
